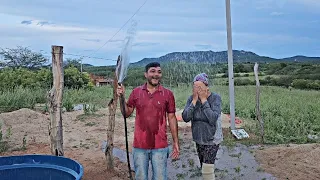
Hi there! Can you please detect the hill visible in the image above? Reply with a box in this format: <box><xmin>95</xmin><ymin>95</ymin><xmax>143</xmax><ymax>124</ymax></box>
<box><xmin>131</xmin><ymin>50</ymin><xmax>320</xmax><ymax>66</ymax></box>
<box><xmin>280</xmin><ymin>55</ymin><xmax>320</xmax><ymax>62</ymax></box>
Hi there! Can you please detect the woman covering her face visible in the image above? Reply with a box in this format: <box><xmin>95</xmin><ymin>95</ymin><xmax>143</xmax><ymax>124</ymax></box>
<box><xmin>181</xmin><ymin>73</ymin><xmax>223</xmax><ymax>180</ymax></box>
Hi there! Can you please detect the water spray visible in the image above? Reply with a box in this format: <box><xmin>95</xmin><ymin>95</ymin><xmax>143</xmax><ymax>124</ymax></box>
<box><xmin>116</xmin><ymin>20</ymin><xmax>137</xmax><ymax>180</ymax></box>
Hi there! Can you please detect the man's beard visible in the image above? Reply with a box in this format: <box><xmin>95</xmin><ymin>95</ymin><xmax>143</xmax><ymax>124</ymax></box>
<box><xmin>147</xmin><ymin>77</ymin><xmax>161</xmax><ymax>86</ymax></box>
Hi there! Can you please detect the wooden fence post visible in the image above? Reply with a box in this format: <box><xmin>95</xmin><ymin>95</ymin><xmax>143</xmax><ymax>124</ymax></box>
<box><xmin>254</xmin><ymin>62</ymin><xmax>264</xmax><ymax>142</ymax></box>
<box><xmin>105</xmin><ymin>55</ymin><xmax>121</xmax><ymax>169</ymax></box>
<box><xmin>48</xmin><ymin>45</ymin><xmax>64</xmax><ymax>156</ymax></box>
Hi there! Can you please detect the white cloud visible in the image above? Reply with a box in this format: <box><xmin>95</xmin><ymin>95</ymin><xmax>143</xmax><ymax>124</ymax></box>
<box><xmin>81</xmin><ymin>39</ymin><xmax>101</xmax><ymax>43</ymax></box>
<box><xmin>0</xmin><ymin>0</ymin><xmax>319</xmax><ymax>65</ymax></box>
<box><xmin>20</xmin><ymin>20</ymin><xmax>89</xmax><ymax>32</ymax></box>
<box><xmin>270</xmin><ymin>12</ymin><xmax>284</xmax><ymax>16</ymax></box>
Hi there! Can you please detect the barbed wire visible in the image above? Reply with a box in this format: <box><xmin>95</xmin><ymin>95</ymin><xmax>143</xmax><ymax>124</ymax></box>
<box><xmin>63</xmin><ymin>53</ymin><xmax>117</xmax><ymax>62</ymax></box>
<box><xmin>35</xmin><ymin>0</ymin><xmax>148</xmax><ymax>63</ymax></box>
<box><xmin>40</xmin><ymin>51</ymin><xmax>117</xmax><ymax>62</ymax></box>
<box><xmin>1</xmin><ymin>0</ymin><xmax>148</xmax><ymax>65</ymax></box>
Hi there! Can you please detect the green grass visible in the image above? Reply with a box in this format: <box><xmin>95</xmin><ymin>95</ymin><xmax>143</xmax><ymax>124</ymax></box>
<box><xmin>63</xmin><ymin>87</ymin><xmax>113</xmax><ymax>108</ymax></box>
<box><xmin>176</xmin><ymin>173</ymin><xmax>187</xmax><ymax>180</ymax></box>
<box><xmin>224</xmin><ymin>86</ymin><xmax>320</xmax><ymax>144</ymax></box>
<box><xmin>188</xmin><ymin>159</ymin><xmax>195</xmax><ymax>167</ymax></box>
<box><xmin>0</xmin><ymin>87</ymin><xmax>113</xmax><ymax>113</ymax></box>
<box><xmin>0</xmin><ymin>123</ymin><xmax>10</xmax><ymax>153</ymax></box>
<box><xmin>1</xmin><ymin>84</ymin><xmax>319</xmax><ymax>145</ymax></box>
<box><xmin>212</xmin><ymin>74</ymin><xmax>286</xmax><ymax>85</ymax></box>
<box><xmin>0</xmin><ymin>87</ymin><xmax>46</xmax><ymax>112</ymax></box>
<box><xmin>234</xmin><ymin>166</ymin><xmax>241</xmax><ymax>173</ymax></box>
<box><xmin>173</xmin><ymin>84</ymin><xmax>320</xmax><ymax>144</ymax></box>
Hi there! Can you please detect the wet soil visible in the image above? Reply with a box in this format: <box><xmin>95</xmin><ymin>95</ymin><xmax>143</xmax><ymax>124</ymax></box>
<box><xmin>1</xmin><ymin>108</ymin><xmax>319</xmax><ymax>180</ymax></box>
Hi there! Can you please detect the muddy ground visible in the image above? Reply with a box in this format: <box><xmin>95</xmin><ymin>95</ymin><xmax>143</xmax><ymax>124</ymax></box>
<box><xmin>0</xmin><ymin>108</ymin><xmax>319</xmax><ymax>180</ymax></box>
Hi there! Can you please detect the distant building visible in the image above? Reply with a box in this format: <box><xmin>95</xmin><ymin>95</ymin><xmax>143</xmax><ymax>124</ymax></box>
<box><xmin>89</xmin><ymin>74</ymin><xmax>113</xmax><ymax>87</ymax></box>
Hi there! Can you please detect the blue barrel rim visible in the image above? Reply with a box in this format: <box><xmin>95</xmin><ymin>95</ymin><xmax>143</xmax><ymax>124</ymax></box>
<box><xmin>0</xmin><ymin>164</ymin><xmax>80</xmax><ymax>178</ymax></box>
<box><xmin>0</xmin><ymin>154</ymin><xmax>84</xmax><ymax>180</ymax></box>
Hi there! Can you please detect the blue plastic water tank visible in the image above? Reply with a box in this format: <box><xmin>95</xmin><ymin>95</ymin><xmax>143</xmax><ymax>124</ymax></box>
<box><xmin>0</xmin><ymin>154</ymin><xmax>83</xmax><ymax>180</ymax></box>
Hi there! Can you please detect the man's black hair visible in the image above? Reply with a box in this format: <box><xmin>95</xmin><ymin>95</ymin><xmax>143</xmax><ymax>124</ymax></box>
<box><xmin>145</xmin><ymin>62</ymin><xmax>161</xmax><ymax>72</ymax></box>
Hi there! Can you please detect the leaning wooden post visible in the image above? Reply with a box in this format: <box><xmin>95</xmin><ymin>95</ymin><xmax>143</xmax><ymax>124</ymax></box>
<box><xmin>254</xmin><ymin>62</ymin><xmax>264</xmax><ymax>142</ymax></box>
<box><xmin>105</xmin><ymin>55</ymin><xmax>121</xmax><ymax>169</ymax></box>
<box><xmin>48</xmin><ymin>45</ymin><xmax>64</xmax><ymax>156</ymax></box>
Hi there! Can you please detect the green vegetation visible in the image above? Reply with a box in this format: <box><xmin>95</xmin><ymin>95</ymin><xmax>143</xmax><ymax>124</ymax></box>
<box><xmin>85</xmin><ymin>61</ymin><xmax>320</xmax><ymax>90</ymax></box>
<box><xmin>172</xmin><ymin>85</ymin><xmax>320</xmax><ymax>144</ymax></box>
<box><xmin>0</xmin><ymin>66</ymin><xmax>93</xmax><ymax>91</ymax></box>
<box><xmin>1</xmin><ymin>79</ymin><xmax>319</xmax><ymax>145</ymax></box>
<box><xmin>176</xmin><ymin>173</ymin><xmax>187</xmax><ymax>180</ymax></box>
<box><xmin>234</xmin><ymin>166</ymin><xmax>241</xmax><ymax>173</ymax></box>
<box><xmin>0</xmin><ymin>123</ymin><xmax>10</xmax><ymax>152</ymax></box>
<box><xmin>0</xmin><ymin>46</ymin><xmax>319</xmax><ymax>146</ymax></box>
<box><xmin>188</xmin><ymin>159</ymin><xmax>195</xmax><ymax>167</ymax></box>
<box><xmin>0</xmin><ymin>87</ymin><xmax>112</xmax><ymax>113</ymax></box>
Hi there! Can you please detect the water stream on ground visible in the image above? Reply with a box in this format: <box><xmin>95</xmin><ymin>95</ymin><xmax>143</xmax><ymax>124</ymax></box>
<box><xmin>102</xmin><ymin>140</ymin><xmax>276</xmax><ymax>180</ymax></box>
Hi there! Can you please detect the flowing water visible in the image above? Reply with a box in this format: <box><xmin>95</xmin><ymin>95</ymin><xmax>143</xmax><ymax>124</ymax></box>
<box><xmin>117</xmin><ymin>20</ymin><xmax>138</xmax><ymax>84</ymax></box>
<box><xmin>102</xmin><ymin>140</ymin><xmax>276</xmax><ymax>180</ymax></box>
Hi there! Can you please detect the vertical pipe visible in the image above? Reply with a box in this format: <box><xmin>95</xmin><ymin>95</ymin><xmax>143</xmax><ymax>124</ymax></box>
<box><xmin>225</xmin><ymin>0</ymin><xmax>236</xmax><ymax>130</ymax></box>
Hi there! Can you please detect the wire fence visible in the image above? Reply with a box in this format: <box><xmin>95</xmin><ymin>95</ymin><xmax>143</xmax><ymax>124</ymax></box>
<box><xmin>1</xmin><ymin>0</ymin><xmax>148</xmax><ymax>68</ymax></box>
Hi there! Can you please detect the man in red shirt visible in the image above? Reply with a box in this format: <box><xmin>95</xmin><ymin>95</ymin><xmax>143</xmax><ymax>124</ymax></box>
<box><xmin>117</xmin><ymin>62</ymin><xmax>179</xmax><ymax>180</ymax></box>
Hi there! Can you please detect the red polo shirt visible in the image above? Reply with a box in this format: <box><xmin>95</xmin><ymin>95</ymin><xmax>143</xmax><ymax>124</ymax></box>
<box><xmin>127</xmin><ymin>83</ymin><xmax>176</xmax><ymax>149</ymax></box>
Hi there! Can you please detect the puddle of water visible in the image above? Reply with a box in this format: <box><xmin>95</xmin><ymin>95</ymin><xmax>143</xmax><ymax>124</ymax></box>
<box><xmin>112</xmin><ymin>148</ymin><xmax>135</xmax><ymax>170</ymax></box>
<box><xmin>101</xmin><ymin>141</ymin><xmax>277</xmax><ymax>180</ymax></box>
<box><xmin>73</xmin><ymin>104</ymin><xmax>89</xmax><ymax>111</ymax></box>
<box><xmin>101</xmin><ymin>140</ymin><xmax>134</xmax><ymax>170</ymax></box>
<box><xmin>215</xmin><ymin>143</ymin><xmax>276</xmax><ymax>180</ymax></box>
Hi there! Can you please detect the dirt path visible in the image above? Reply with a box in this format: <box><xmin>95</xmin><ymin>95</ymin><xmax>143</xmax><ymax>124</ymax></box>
<box><xmin>255</xmin><ymin>143</ymin><xmax>320</xmax><ymax>180</ymax></box>
<box><xmin>1</xmin><ymin>108</ymin><xmax>319</xmax><ymax>180</ymax></box>
<box><xmin>0</xmin><ymin>108</ymin><xmax>131</xmax><ymax>180</ymax></box>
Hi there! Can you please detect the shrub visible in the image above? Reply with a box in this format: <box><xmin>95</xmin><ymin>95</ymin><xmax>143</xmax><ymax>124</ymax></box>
<box><xmin>292</xmin><ymin>79</ymin><xmax>320</xmax><ymax>90</ymax></box>
<box><xmin>233</xmin><ymin>79</ymin><xmax>255</xmax><ymax>86</ymax></box>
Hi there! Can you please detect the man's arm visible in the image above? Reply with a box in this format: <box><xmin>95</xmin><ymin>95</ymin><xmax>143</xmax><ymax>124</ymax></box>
<box><xmin>167</xmin><ymin>91</ymin><xmax>179</xmax><ymax>159</ymax></box>
<box><xmin>167</xmin><ymin>92</ymin><xmax>178</xmax><ymax>144</ymax></box>
<box><xmin>201</xmin><ymin>95</ymin><xmax>221</xmax><ymax>126</ymax></box>
<box><xmin>119</xmin><ymin>97</ymin><xmax>134</xmax><ymax>118</ymax></box>
<box><xmin>168</xmin><ymin>112</ymin><xmax>179</xmax><ymax>145</ymax></box>
<box><xmin>117</xmin><ymin>85</ymin><xmax>135</xmax><ymax>118</ymax></box>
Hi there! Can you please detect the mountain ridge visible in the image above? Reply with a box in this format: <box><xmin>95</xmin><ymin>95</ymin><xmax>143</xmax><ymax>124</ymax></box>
<box><xmin>79</xmin><ymin>50</ymin><xmax>320</xmax><ymax>67</ymax></box>
<box><xmin>130</xmin><ymin>50</ymin><xmax>320</xmax><ymax>66</ymax></box>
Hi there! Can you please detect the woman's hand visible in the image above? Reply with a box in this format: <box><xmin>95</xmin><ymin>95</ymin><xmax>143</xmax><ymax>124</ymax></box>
<box><xmin>198</xmin><ymin>86</ymin><xmax>208</xmax><ymax>103</ymax></box>
<box><xmin>192</xmin><ymin>85</ymin><xmax>199</xmax><ymax>105</ymax></box>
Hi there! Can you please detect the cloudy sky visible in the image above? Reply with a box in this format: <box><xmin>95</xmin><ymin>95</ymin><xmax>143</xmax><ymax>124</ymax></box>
<box><xmin>0</xmin><ymin>0</ymin><xmax>319</xmax><ymax>66</ymax></box>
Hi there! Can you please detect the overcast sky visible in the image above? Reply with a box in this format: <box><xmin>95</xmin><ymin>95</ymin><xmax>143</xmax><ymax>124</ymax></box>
<box><xmin>0</xmin><ymin>0</ymin><xmax>319</xmax><ymax>66</ymax></box>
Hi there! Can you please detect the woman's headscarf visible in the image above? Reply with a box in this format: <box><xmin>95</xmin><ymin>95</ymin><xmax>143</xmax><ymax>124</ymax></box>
<box><xmin>193</xmin><ymin>73</ymin><xmax>209</xmax><ymax>86</ymax></box>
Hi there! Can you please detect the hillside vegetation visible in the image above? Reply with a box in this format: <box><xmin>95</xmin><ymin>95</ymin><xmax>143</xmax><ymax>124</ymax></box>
<box><xmin>130</xmin><ymin>50</ymin><xmax>320</xmax><ymax>66</ymax></box>
<box><xmin>85</xmin><ymin>61</ymin><xmax>320</xmax><ymax>90</ymax></box>
<box><xmin>1</xmin><ymin>46</ymin><xmax>319</xmax><ymax>145</ymax></box>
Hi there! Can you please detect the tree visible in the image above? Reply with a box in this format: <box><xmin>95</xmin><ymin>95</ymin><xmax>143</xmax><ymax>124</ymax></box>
<box><xmin>64</xmin><ymin>66</ymin><xmax>90</xmax><ymax>89</ymax></box>
<box><xmin>0</xmin><ymin>46</ymin><xmax>48</xmax><ymax>68</ymax></box>
<box><xmin>64</xmin><ymin>58</ymin><xmax>82</xmax><ymax>71</ymax></box>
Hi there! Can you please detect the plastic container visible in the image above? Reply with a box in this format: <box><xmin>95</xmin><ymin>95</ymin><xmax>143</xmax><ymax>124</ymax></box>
<box><xmin>0</xmin><ymin>154</ymin><xmax>83</xmax><ymax>180</ymax></box>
